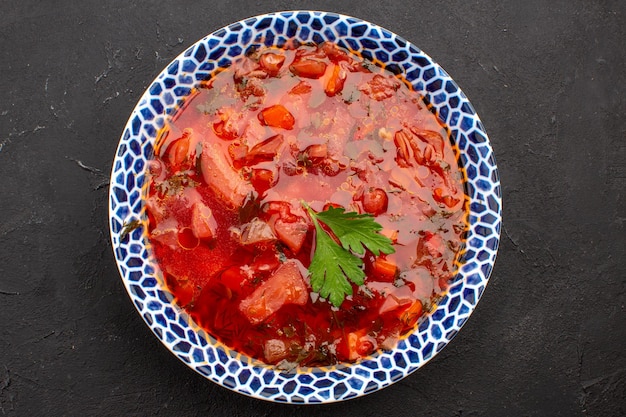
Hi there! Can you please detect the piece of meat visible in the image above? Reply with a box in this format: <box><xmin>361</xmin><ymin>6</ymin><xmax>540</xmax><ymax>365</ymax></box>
<box><xmin>238</xmin><ymin>261</ymin><xmax>308</xmax><ymax>324</ymax></box>
<box><xmin>200</xmin><ymin>142</ymin><xmax>254</xmax><ymax>208</ymax></box>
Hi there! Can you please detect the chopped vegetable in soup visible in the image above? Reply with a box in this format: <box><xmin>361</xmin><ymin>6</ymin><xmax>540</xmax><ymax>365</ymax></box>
<box><xmin>145</xmin><ymin>42</ymin><xmax>468</xmax><ymax>367</ymax></box>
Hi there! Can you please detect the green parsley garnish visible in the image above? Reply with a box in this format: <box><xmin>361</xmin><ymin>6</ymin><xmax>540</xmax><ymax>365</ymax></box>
<box><xmin>120</xmin><ymin>219</ymin><xmax>142</xmax><ymax>240</ymax></box>
<box><xmin>304</xmin><ymin>204</ymin><xmax>395</xmax><ymax>307</ymax></box>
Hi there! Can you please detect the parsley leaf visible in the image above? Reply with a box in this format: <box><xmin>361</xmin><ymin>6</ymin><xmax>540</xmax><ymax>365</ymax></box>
<box><xmin>120</xmin><ymin>219</ymin><xmax>142</xmax><ymax>241</ymax></box>
<box><xmin>308</xmin><ymin>219</ymin><xmax>364</xmax><ymax>307</ymax></box>
<box><xmin>314</xmin><ymin>207</ymin><xmax>395</xmax><ymax>256</ymax></box>
<box><xmin>304</xmin><ymin>204</ymin><xmax>395</xmax><ymax>307</ymax></box>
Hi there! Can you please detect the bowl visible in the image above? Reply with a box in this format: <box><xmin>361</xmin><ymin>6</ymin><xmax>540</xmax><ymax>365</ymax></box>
<box><xmin>108</xmin><ymin>11</ymin><xmax>501</xmax><ymax>403</ymax></box>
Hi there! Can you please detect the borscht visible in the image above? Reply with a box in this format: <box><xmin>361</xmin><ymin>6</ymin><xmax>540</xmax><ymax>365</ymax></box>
<box><xmin>144</xmin><ymin>42</ymin><xmax>468</xmax><ymax>368</ymax></box>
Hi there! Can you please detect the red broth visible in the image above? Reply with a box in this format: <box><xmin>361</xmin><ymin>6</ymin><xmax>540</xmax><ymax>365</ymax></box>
<box><xmin>145</xmin><ymin>43</ymin><xmax>468</xmax><ymax>367</ymax></box>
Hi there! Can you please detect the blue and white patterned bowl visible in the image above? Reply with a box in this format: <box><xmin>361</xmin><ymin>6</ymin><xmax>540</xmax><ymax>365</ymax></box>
<box><xmin>109</xmin><ymin>11</ymin><xmax>501</xmax><ymax>403</ymax></box>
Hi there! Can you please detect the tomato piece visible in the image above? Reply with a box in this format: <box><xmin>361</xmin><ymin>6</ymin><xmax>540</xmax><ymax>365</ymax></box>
<box><xmin>400</xmin><ymin>300</ymin><xmax>423</xmax><ymax>328</ymax></box>
<box><xmin>289</xmin><ymin>81</ymin><xmax>312</xmax><ymax>95</ymax></box>
<box><xmin>324</xmin><ymin>64</ymin><xmax>347</xmax><ymax>97</ymax></box>
<box><xmin>344</xmin><ymin>329</ymin><xmax>377</xmax><ymax>361</ymax></box>
<box><xmin>362</xmin><ymin>188</ymin><xmax>388</xmax><ymax>216</ymax></box>
<box><xmin>359</xmin><ymin>74</ymin><xmax>400</xmax><ymax>101</ymax></box>
<box><xmin>239</xmin><ymin>261</ymin><xmax>308</xmax><ymax>324</ymax></box>
<box><xmin>356</xmin><ymin>336</ymin><xmax>376</xmax><ymax>357</ymax></box>
<box><xmin>273</xmin><ymin>217</ymin><xmax>309</xmax><ymax>254</ymax></box>
<box><xmin>444</xmin><ymin>195</ymin><xmax>460</xmax><ymax>208</ymax></box>
<box><xmin>247</xmin><ymin>134</ymin><xmax>284</xmax><ymax>162</ymax></box>
<box><xmin>319</xmin><ymin>42</ymin><xmax>351</xmax><ymax>64</ymax></box>
<box><xmin>164</xmin><ymin>129</ymin><xmax>194</xmax><ymax>170</ymax></box>
<box><xmin>322</xmin><ymin>202</ymin><xmax>343</xmax><ymax>211</ymax></box>
<box><xmin>230</xmin><ymin>134</ymin><xmax>284</xmax><ymax>169</ymax></box>
<box><xmin>393</xmin><ymin>129</ymin><xmax>416</xmax><ymax>167</ymax></box>
<box><xmin>166</xmin><ymin>138</ymin><xmax>189</xmax><ymax>166</ymax></box>
<box><xmin>263</xmin><ymin>200</ymin><xmax>290</xmax><ymax>215</ymax></box>
<box><xmin>259</xmin><ymin>52</ymin><xmax>285</xmax><ymax>77</ymax></box>
<box><xmin>214</xmin><ymin>107</ymin><xmax>243</xmax><ymax>140</ymax></box>
<box><xmin>191</xmin><ymin>202</ymin><xmax>217</xmax><ymax>240</ymax></box>
<box><xmin>307</xmin><ymin>144</ymin><xmax>328</xmax><ymax>159</ymax></box>
<box><xmin>258</xmin><ymin>105</ymin><xmax>295</xmax><ymax>130</ymax></box>
<box><xmin>421</xmin><ymin>144</ymin><xmax>436</xmax><ymax>165</ymax></box>
<box><xmin>300</xmin><ymin>143</ymin><xmax>328</xmax><ymax>165</ymax></box>
<box><xmin>289</xmin><ymin>59</ymin><xmax>328</xmax><ymax>79</ymax></box>
<box><xmin>262</xmin><ymin>201</ymin><xmax>298</xmax><ymax>222</ymax></box>
<box><xmin>250</xmin><ymin>168</ymin><xmax>277</xmax><ymax>193</ymax></box>
<box><xmin>433</xmin><ymin>187</ymin><xmax>461</xmax><ymax>208</ymax></box>
<box><xmin>410</xmin><ymin>128</ymin><xmax>445</xmax><ymax>158</ymax></box>
<box><xmin>213</xmin><ymin>120</ymin><xmax>238</xmax><ymax>141</ymax></box>
<box><xmin>177</xmin><ymin>227</ymin><xmax>199</xmax><ymax>250</ymax></box>
<box><xmin>227</xmin><ymin>142</ymin><xmax>248</xmax><ymax>169</ymax></box>
<box><xmin>372</xmin><ymin>257</ymin><xmax>397</xmax><ymax>281</ymax></box>
<box><xmin>321</xmin><ymin>160</ymin><xmax>341</xmax><ymax>177</ymax></box>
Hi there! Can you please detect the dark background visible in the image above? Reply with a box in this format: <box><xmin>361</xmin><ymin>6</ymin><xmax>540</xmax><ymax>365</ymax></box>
<box><xmin>1</xmin><ymin>1</ymin><xmax>624</xmax><ymax>416</ymax></box>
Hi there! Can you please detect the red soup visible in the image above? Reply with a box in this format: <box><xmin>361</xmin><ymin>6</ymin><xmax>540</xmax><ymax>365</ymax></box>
<box><xmin>145</xmin><ymin>42</ymin><xmax>468</xmax><ymax>368</ymax></box>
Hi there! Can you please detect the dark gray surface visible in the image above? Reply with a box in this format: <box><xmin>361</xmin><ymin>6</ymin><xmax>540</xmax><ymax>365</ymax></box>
<box><xmin>1</xmin><ymin>1</ymin><xmax>624</xmax><ymax>416</ymax></box>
